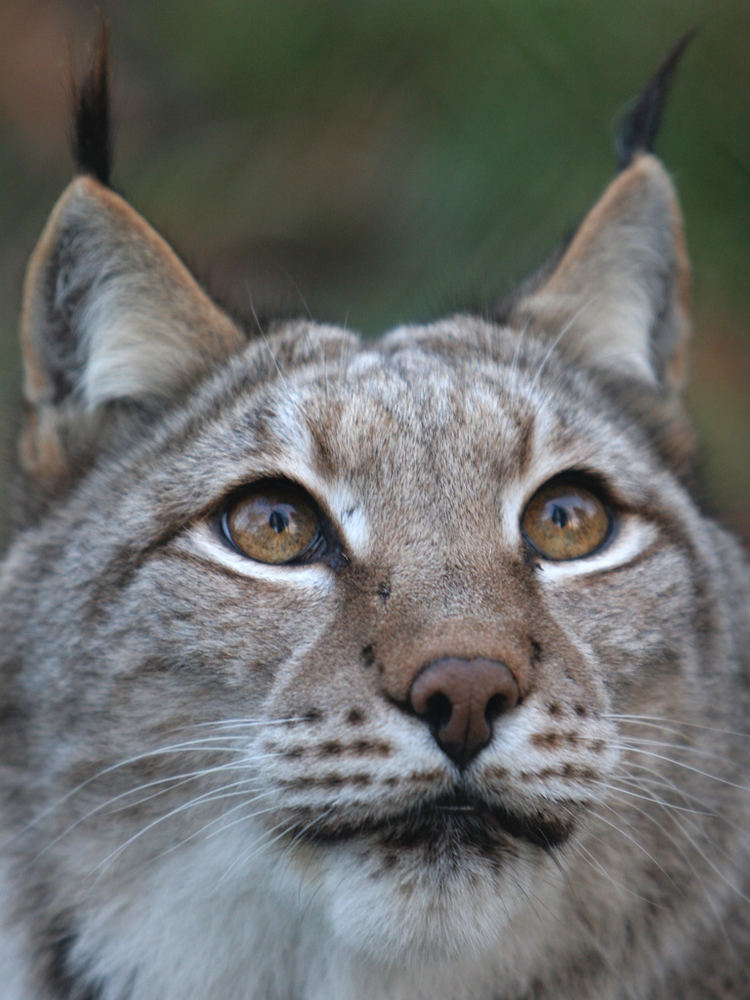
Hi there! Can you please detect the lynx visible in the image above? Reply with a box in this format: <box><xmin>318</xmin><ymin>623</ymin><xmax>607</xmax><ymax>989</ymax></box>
<box><xmin>0</xmin><ymin>37</ymin><xmax>748</xmax><ymax>1000</ymax></box>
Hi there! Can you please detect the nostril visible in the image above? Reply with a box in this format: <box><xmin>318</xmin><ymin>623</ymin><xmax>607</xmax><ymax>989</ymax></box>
<box><xmin>424</xmin><ymin>691</ymin><xmax>452</xmax><ymax>731</ymax></box>
<box><xmin>485</xmin><ymin>692</ymin><xmax>508</xmax><ymax>726</ymax></box>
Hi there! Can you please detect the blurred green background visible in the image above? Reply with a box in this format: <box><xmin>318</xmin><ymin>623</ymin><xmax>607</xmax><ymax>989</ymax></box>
<box><xmin>0</xmin><ymin>0</ymin><xmax>747</xmax><ymax>544</ymax></box>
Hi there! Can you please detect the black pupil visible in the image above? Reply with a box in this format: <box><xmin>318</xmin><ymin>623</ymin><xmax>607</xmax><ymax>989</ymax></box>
<box><xmin>269</xmin><ymin>509</ymin><xmax>288</xmax><ymax>534</ymax></box>
<box><xmin>550</xmin><ymin>504</ymin><xmax>569</xmax><ymax>528</ymax></box>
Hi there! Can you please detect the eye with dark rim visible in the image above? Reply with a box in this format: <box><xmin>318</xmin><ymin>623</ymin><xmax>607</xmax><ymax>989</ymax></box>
<box><xmin>219</xmin><ymin>480</ymin><xmax>338</xmax><ymax>567</ymax></box>
<box><xmin>521</xmin><ymin>474</ymin><xmax>615</xmax><ymax>562</ymax></box>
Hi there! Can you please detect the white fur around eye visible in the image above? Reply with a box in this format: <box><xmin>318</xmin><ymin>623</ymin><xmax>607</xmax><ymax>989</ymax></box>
<box><xmin>533</xmin><ymin>516</ymin><xmax>657</xmax><ymax>581</ymax></box>
<box><xmin>326</xmin><ymin>481</ymin><xmax>371</xmax><ymax>558</ymax></box>
<box><xmin>180</xmin><ymin>523</ymin><xmax>335</xmax><ymax>591</ymax></box>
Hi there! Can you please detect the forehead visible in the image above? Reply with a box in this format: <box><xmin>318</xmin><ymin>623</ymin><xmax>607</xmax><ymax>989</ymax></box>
<box><xmin>302</xmin><ymin>345</ymin><xmax>530</xmax><ymax>485</ymax></box>
<box><xmin>233</xmin><ymin>317</ymin><xmax>620</xmax><ymax>503</ymax></box>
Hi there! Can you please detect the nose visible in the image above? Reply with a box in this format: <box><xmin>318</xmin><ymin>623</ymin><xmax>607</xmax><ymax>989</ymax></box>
<box><xmin>408</xmin><ymin>656</ymin><xmax>520</xmax><ymax>768</ymax></box>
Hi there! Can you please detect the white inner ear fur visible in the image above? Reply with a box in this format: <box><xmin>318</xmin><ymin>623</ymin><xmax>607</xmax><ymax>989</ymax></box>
<box><xmin>526</xmin><ymin>287</ymin><xmax>657</xmax><ymax>384</ymax></box>
<box><xmin>22</xmin><ymin>176</ymin><xmax>244</xmax><ymax>413</ymax></box>
<box><xmin>79</xmin><ymin>287</ymin><xmax>212</xmax><ymax>409</ymax></box>
<box><xmin>517</xmin><ymin>155</ymin><xmax>690</xmax><ymax>388</ymax></box>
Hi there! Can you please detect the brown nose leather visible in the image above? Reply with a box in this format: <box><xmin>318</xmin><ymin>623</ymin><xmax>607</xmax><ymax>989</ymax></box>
<box><xmin>409</xmin><ymin>656</ymin><xmax>519</xmax><ymax>767</ymax></box>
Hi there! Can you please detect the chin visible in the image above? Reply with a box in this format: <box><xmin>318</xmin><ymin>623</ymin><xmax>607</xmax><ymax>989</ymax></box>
<box><xmin>311</xmin><ymin>833</ymin><xmax>549</xmax><ymax>965</ymax></box>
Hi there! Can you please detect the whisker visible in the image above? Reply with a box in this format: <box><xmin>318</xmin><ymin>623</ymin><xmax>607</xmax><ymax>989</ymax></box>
<box><xmin>612</xmin><ymin>735</ymin><xmax>748</xmax><ymax>766</ymax></box>
<box><xmin>602</xmin><ymin>782</ymin><xmax>736</xmax><ymax>947</ymax></box>
<box><xmin>93</xmin><ymin>778</ymin><xmax>273</xmax><ymax>877</ymax></box>
<box><xmin>608</xmin><ymin>744</ymin><xmax>750</xmax><ymax>794</ymax></box>
<box><xmin>585</xmin><ymin>806</ymin><xmax>673</xmax><ymax>881</ymax></box>
<box><xmin>31</xmin><ymin>760</ymin><xmax>259</xmax><ymax>863</ymax></box>
<box><xmin>593</xmin><ymin>778</ymin><xmax>713</xmax><ymax>816</ymax></box>
<box><xmin>216</xmin><ymin>815</ymin><xmax>298</xmax><ymax>887</ymax></box>
<box><xmin>606</xmin><ymin>714</ymin><xmax>750</xmax><ymax>740</ymax></box>
<box><xmin>161</xmin><ymin>716</ymin><xmax>307</xmax><ymax>737</ymax></box>
<box><xmin>567</xmin><ymin>836</ymin><xmax>660</xmax><ymax>906</ymax></box>
<box><xmin>148</xmin><ymin>791</ymin><xmax>280</xmax><ymax>865</ymax></box>
<box><xmin>5</xmin><ymin>738</ymin><xmax>283</xmax><ymax>849</ymax></box>
<box><xmin>277</xmin><ymin>805</ymin><xmax>337</xmax><ymax>863</ymax></box>
<box><xmin>612</xmin><ymin>776</ymin><xmax>750</xmax><ymax>908</ymax></box>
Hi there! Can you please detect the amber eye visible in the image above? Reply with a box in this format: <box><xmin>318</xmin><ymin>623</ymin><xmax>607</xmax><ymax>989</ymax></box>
<box><xmin>222</xmin><ymin>482</ymin><xmax>323</xmax><ymax>564</ymax></box>
<box><xmin>522</xmin><ymin>477</ymin><xmax>613</xmax><ymax>561</ymax></box>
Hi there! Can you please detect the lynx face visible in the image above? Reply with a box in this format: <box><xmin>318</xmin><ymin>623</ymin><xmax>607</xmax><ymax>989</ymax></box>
<box><xmin>1</xmin><ymin>47</ymin><xmax>749</xmax><ymax>1000</ymax></box>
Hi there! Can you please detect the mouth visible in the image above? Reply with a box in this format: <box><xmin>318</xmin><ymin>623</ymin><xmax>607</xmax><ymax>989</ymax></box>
<box><xmin>291</xmin><ymin>789</ymin><xmax>574</xmax><ymax>853</ymax></box>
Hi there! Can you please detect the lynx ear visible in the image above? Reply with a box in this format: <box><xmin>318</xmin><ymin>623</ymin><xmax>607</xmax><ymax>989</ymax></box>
<box><xmin>19</xmin><ymin>176</ymin><xmax>244</xmax><ymax>489</ymax></box>
<box><xmin>511</xmin><ymin>154</ymin><xmax>690</xmax><ymax>389</ymax></box>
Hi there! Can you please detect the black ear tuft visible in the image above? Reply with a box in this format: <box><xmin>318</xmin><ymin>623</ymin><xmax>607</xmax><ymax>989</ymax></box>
<box><xmin>71</xmin><ymin>24</ymin><xmax>112</xmax><ymax>185</ymax></box>
<box><xmin>616</xmin><ymin>29</ymin><xmax>696</xmax><ymax>171</ymax></box>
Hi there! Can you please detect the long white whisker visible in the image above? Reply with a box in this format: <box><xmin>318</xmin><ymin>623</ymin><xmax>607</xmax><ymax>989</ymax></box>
<box><xmin>585</xmin><ymin>806</ymin><xmax>673</xmax><ymax>881</ymax></box>
<box><xmin>148</xmin><ymin>791</ymin><xmax>280</xmax><ymax>865</ymax></box>
<box><xmin>609</xmin><ymin>745</ymin><xmax>750</xmax><ymax>794</ymax></box>
<box><xmin>31</xmin><ymin>760</ymin><xmax>260</xmax><ymax>863</ymax></box>
<box><xmin>5</xmin><ymin>737</ymin><xmax>283</xmax><ymax>850</ymax></box>
<box><xmin>93</xmin><ymin>778</ymin><xmax>271</xmax><ymax>877</ymax></box>
<box><xmin>606</xmin><ymin>714</ymin><xmax>750</xmax><ymax>740</ymax></box>
<box><xmin>216</xmin><ymin>815</ymin><xmax>297</xmax><ymax>887</ymax></box>
<box><xmin>593</xmin><ymin>778</ymin><xmax>713</xmax><ymax>816</ymax></box>
<box><xmin>568</xmin><ymin>836</ymin><xmax>660</xmax><ymax>906</ymax></box>
<box><xmin>161</xmin><ymin>716</ymin><xmax>307</xmax><ymax>737</ymax></box>
<box><xmin>613</xmin><ymin>735</ymin><xmax>747</xmax><ymax>766</ymax></box>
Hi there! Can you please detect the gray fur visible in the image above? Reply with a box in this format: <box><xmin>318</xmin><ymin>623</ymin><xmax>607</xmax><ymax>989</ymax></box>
<box><xmin>0</xmin><ymin>110</ymin><xmax>748</xmax><ymax>1000</ymax></box>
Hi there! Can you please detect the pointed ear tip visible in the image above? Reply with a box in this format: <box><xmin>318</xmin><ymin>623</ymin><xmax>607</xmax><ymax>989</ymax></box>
<box><xmin>29</xmin><ymin>175</ymin><xmax>111</xmax><ymax>252</ymax></box>
<box><xmin>23</xmin><ymin>175</ymin><xmax>105</xmax><ymax>282</ymax></box>
<box><xmin>629</xmin><ymin>151</ymin><xmax>670</xmax><ymax>177</ymax></box>
<box><xmin>604</xmin><ymin>153</ymin><xmax>685</xmax><ymax>237</ymax></box>
<box><xmin>71</xmin><ymin>172</ymin><xmax>108</xmax><ymax>194</ymax></box>
<box><xmin>621</xmin><ymin>153</ymin><xmax>679</xmax><ymax>200</ymax></box>
<box><xmin>59</xmin><ymin>172</ymin><xmax>112</xmax><ymax>211</ymax></box>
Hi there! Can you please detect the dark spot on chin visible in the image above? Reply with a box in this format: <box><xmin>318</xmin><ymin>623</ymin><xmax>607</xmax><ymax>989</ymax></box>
<box><xmin>361</xmin><ymin>645</ymin><xmax>375</xmax><ymax>667</ymax></box>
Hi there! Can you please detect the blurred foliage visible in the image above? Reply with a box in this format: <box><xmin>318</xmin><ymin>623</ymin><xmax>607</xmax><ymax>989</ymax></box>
<box><xmin>0</xmin><ymin>0</ymin><xmax>747</xmax><ymax>542</ymax></box>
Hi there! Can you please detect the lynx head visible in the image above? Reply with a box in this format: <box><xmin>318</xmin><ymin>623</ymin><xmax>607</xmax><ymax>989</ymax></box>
<box><xmin>2</xmin><ymin>35</ymin><xmax>746</xmax><ymax>1000</ymax></box>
